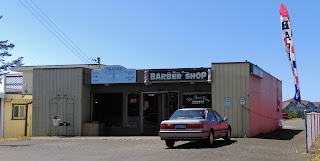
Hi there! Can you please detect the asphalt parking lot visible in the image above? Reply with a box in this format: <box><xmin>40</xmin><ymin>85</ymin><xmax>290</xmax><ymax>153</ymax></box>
<box><xmin>0</xmin><ymin>119</ymin><xmax>315</xmax><ymax>161</ymax></box>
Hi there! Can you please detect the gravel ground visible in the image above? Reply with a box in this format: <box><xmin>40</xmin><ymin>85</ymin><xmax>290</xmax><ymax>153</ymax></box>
<box><xmin>0</xmin><ymin>119</ymin><xmax>315</xmax><ymax>161</ymax></box>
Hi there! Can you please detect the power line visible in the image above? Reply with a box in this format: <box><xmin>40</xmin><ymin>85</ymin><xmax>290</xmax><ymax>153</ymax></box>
<box><xmin>29</xmin><ymin>0</ymin><xmax>93</xmax><ymax>63</ymax></box>
<box><xmin>241</xmin><ymin>106</ymin><xmax>280</xmax><ymax>121</ymax></box>
<box><xmin>18</xmin><ymin>0</ymin><xmax>93</xmax><ymax>64</ymax></box>
<box><xmin>19</xmin><ymin>0</ymin><xmax>89</xmax><ymax>64</ymax></box>
<box><xmin>22</xmin><ymin>0</ymin><xmax>91</xmax><ymax>64</ymax></box>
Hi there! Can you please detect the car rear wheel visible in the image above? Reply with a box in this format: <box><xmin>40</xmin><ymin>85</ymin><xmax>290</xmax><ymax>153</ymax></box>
<box><xmin>165</xmin><ymin>140</ymin><xmax>175</xmax><ymax>148</ymax></box>
<box><xmin>223</xmin><ymin>129</ymin><xmax>231</xmax><ymax>141</ymax></box>
<box><xmin>206</xmin><ymin>131</ymin><xmax>214</xmax><ymax>146</ymax></box>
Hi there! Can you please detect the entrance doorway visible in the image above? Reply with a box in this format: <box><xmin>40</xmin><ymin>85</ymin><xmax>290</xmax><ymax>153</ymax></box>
<box><xmin>142</xmin><ymin>92</ymin><xmax>178</xmax><ymax>135</ymax></box>
<box><xmin>93</xmin><ymin>93</ymin><xmax>123</xmax><ymax>128</ymax></box>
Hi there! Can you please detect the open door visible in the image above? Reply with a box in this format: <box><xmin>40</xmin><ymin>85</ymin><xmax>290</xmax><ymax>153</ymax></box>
<box><xmin>142</xmin><ymin>93</ymin><xmax>163</xmax><ymax>135</ymax></box>
<box><xmin>142</xmin><ymin>92</ymin><xmax>178</xmax><ymax>135</ymax></box>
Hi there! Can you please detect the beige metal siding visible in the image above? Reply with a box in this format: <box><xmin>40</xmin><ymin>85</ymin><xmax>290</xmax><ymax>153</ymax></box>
<box><xmin>3</xmin><ymin>98</ymin><xmax>32</xmax><ymax>138</ymax></box>
<box><xmin>81</xmin><ymin>84</ymin><xmax>91</xmax><ymax>133</ymax></box>
<box><xmin>212</xmin><ymin>63</ymin><xmax>250</xmax><ymax>137</ymax></box>
<box><xmin>23</xmin><ymin>71</ymin><xmax>33</xmax><ymax>94</ymax></box>
<box><xmin>83</xmin><ymin>68</ymin><xmax>92</xmax><ymax>85</ymax></box>
<box><xmin>81</xmin><ymin>68</ymin><xmax>92</xmax><ymax>130</ymax></box>
<box><xmin>33</xmin><ymin>68</ymin><xmax>84</xmax><ymax>136</ymax></box>
<box><xmin>1</xmin><ymin>98</ymin><xmax>3</xmax><ymax>138</ymax></box>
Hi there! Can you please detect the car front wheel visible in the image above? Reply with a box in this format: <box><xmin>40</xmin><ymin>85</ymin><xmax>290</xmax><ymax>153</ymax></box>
<box><xmin>165</xmin><ymin>140</ymin><xmax>175</xmax><ymax>148</ymax></box>
<box><xmin>223</xmin><ymin>129</ymin><xmax>231</xmax><ymax>141</ymax></box>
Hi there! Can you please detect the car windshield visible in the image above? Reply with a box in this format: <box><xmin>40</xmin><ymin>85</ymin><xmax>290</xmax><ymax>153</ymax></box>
<box><xmin>170</xmin><ymin>109</ymin><xmax>206</xmax><ymax>120</ymax></box>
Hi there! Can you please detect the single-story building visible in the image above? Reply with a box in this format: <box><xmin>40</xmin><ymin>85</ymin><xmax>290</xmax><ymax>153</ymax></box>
<box><xmin>7</xmin><ymin>62</ymin><xmax>281</xmax><ymax>138</ymax></box>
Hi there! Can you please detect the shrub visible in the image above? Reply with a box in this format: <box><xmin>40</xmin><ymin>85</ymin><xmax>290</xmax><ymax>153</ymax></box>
<box><xmin>283</xmin><ymin>109</ymin><xmax>298</xmax><ymax>119</ymax></box>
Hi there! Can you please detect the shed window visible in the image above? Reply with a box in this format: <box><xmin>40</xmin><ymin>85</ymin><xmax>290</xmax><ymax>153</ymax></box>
<box><xmin>12</xmin><ymin>105</ymin><xmax>26</xmax><ymax>120</ymax></box>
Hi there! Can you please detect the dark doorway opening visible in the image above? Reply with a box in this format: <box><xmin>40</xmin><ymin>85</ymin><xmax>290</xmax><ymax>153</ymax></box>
<box><xmin>142</xmin><ymin>92</ymin><xmax>179</xmax><ymax>135</ymax></box>
<box><xmin>143</xmin><ymin>93</ymin><xmax>160</xmax><ymax>135</ymax></box>
<box><xmin>93</xmin><ymin>93</ymin><xmax>123</xmax><ymax>128</ymax></box>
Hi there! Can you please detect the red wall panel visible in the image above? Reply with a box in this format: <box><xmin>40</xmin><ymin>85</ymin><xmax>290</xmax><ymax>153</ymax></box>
<box><xmin>249</xmin><ymin>72</ymin><xmax>282</xmax><ymax>137</ymax></box>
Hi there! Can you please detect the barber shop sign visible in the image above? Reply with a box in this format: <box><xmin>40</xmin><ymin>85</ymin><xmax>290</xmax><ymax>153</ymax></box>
<box><xmin>145</xmin><ymin>68</ymin><xmax>211</xmax><ymax>83</ymax></box>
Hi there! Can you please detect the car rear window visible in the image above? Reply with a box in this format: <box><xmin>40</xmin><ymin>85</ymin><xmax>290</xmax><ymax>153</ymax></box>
<box><xmin>170</xmin><ymin>110</ymin><xmax>206</xmax><ymax>120</ymax></box>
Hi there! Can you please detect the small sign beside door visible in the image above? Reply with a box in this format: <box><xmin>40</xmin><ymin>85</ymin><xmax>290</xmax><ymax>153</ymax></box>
<box><xmin>240</xmin><ymin>97</ymin><xmax>245</xmax><ymax>105</ymax></box>
<box><xmin>224</xmin><ymin>97</ymin><xmax>231</xmax><ymax>108</ymax></box>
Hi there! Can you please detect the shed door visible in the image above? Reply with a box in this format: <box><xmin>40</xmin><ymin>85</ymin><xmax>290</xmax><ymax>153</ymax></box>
<box><xmin>26</xmin><ymin>104</ymin><xmax>32</xmax><ymax>137</ymax></box>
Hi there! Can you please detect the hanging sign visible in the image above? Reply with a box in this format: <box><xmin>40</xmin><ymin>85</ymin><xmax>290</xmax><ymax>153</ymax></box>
<box><xmin>91</xmin><ymin>65</ymin><xmax>136</xmax><ymax>84</ymax></box>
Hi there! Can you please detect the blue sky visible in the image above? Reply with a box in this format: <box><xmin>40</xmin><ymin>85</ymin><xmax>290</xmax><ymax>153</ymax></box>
<box><xmin>1</xmin><ymin>0</ymin><xmax>319</xmax><ymax>102</ymax></box>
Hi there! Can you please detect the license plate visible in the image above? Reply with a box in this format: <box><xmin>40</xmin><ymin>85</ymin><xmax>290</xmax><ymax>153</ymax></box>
<box><xmin>175</xmin><ymin>124</ymin><xmax>186</xmax><ymax>129</ymax></box>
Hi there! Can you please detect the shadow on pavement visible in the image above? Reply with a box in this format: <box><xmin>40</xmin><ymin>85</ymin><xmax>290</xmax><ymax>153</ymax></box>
<box><xmin>254</xmin><ymin>129</ymin><xmax>302</xmax><ymax>140</ymax></box>
<box><xmin>0</xmin><ymin>145</ymin><xmax>30</xmax><ymax>147</ymax></box>
<box><xmin>167</xmin><ymin>139</ymin><xmax>237</xmax><ymax>149</ymax></box>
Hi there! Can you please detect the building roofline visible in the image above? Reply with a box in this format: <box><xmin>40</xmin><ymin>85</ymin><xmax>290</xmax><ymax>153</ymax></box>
<box><xmin>11</xmin><ymin>64</ymin><xmax>105</xmax><ymax>72</ymax></box>
<box><xmin>212</xmin><ymin>61</ymin><xmax>251</xmax><ymax>65</ymax></box>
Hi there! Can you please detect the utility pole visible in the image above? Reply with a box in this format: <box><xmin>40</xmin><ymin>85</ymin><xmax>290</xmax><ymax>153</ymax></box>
<box><xmin>92</xmin><ymin>57</ymin><xmax>101</xmax><ymax>67</ymax></box>
<box><xmin>97</xmin><ymin>57</ymin><xmax>100</xmax><ymax>65</ymax></box>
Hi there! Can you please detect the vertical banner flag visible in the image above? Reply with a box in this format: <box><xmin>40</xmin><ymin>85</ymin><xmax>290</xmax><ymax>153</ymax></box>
<box><xmin>280</xmin><ymin>3</ymin><xmax>301</xmax><ymax>103</ymax></box>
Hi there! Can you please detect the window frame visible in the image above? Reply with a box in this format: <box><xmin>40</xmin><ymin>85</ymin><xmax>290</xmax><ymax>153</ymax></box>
<box><xmin>12</xmin><ymin>104</ymin><xmax>26</xmax><ymax>120</ymax></box>
<box><xmin>213</xmin><ymin>110</ymin><xmax>223</xmax><ymax>122</ymax></box>
<box><xmin>208</xmin><ymin>111</ymin><xmax>217</xmax><ymax>121</ymax></box>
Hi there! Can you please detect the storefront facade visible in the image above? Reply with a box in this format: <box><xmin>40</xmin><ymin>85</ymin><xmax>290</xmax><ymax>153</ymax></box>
<box><xmin>90</xmin><ymin>66</ymin><xmax>212</xmax><ymax>135</ymax></box>
<box><xmin>11</xmin><ymin>62</ymin><xmax>282</xmax><ymax>138</ymax></box>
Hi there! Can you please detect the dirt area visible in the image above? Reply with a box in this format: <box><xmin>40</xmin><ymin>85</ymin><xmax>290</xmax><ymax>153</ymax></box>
<box><xmin>308</xmin><ymin>139</ymin><xmax>320</xmax><ymax>160</ymax></box>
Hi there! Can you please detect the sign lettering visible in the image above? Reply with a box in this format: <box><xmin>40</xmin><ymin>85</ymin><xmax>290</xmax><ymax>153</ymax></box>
<box><xmin>148</xmin><ymin>69</ymin><xmax>209</xmax><ymax>82</ymax></box>
<box><xmin>183</xmin><ymin>94</ymin><xmax>211</xmax><ymax>108</ymax></box>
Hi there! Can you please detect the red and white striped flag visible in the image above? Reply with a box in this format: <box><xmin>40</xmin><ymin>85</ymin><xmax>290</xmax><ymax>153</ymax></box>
<box><xmin>280</xmin><ymin>3</ymin><xmax>301</xmax><ymax>103</ymax></box>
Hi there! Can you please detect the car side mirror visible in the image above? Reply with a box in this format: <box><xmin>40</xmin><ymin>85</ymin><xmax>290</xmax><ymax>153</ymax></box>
<box><xmin>223</xmin><ymin>117</ymin><xmax>228</xmax><ymax>122</ymax></box>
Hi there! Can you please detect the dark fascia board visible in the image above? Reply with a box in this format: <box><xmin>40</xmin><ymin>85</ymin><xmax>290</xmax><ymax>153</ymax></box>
<box><xmin>211</xmin><ymin>61</ymin><xmax>251</xmax><ymax>65</ymax></box>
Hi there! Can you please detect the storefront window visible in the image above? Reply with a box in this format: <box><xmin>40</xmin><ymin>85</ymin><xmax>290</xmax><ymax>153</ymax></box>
<box><xmin>183</xmin><ymin>94</ymin><xmax>211</xmax><ymax>108</ymax></box>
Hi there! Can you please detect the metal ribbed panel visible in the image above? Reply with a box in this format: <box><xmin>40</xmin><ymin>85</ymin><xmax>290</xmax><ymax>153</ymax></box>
<box><xmin>212</xmin><ymin>63</ymin><xmax>250</xmax><ymax>138</ymax></box>
<box><xmin>33</xmin><ymin>68</ymin><xmax>84</xmax><ymax>136</ymax></box>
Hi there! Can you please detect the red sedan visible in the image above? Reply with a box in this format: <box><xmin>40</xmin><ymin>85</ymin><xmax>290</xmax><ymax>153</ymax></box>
<box><xmin>283</xmin><ymin>112</ymin><xmax>289</xmax><ymax>120</ymax></box>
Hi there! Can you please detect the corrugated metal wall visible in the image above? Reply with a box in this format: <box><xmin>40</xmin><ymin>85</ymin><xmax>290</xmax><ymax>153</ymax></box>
<box><xmin>249</xmin><ymin>72</ymin><xmax>282</xmax><ymax>137</ymax></box>
<box><xmin>3</xmin><ymin>98</ymin><xmax>32</xmax><ymax>138</ymax></box>
<box><xmin>33</xmin><ymin>68</ymin><xmax>88</xmax><ymax>136</ymax></box>
<box><xmin>211</xmin><ymin>63</ymin><xmax>250</xmax><ymax>137</ymax></box>
<box><xmin>81</xmin><ymin>84</ymin><xmax>91</xmax><ymax>127</ymax></box>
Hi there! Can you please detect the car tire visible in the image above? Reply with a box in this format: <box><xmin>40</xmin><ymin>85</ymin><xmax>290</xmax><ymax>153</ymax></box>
<box><xmin>206</xmin><ymin>131</ymin><xmax>214</xmax><ymax>146</ymax></box>
<box><xmin>223</xmin><ymin>129</ymin><xmax>231</xmax><ymax>141</ymax></box>
<box><xmin>165</xmin><ymin>140</ymin><xmax>175</xmax><ymax>148</ymax></box>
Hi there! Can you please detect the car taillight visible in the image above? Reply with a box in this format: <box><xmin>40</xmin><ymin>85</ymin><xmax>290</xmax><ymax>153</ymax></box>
<box><xmin>187</xmin><ymin>124</ymin><xmax>204</xmax><ymax>129</ymax></box>
<box><xmin>160</xmin><ymin>124</ymin><xmax>175</xmax><ymax>129</ymax></box>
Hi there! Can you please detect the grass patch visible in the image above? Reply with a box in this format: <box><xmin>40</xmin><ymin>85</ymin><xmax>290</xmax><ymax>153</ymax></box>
<box><xmin>0</xmin><ymin>136</ymin><xmax>31</xmax><ymax>142</ymax></box>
